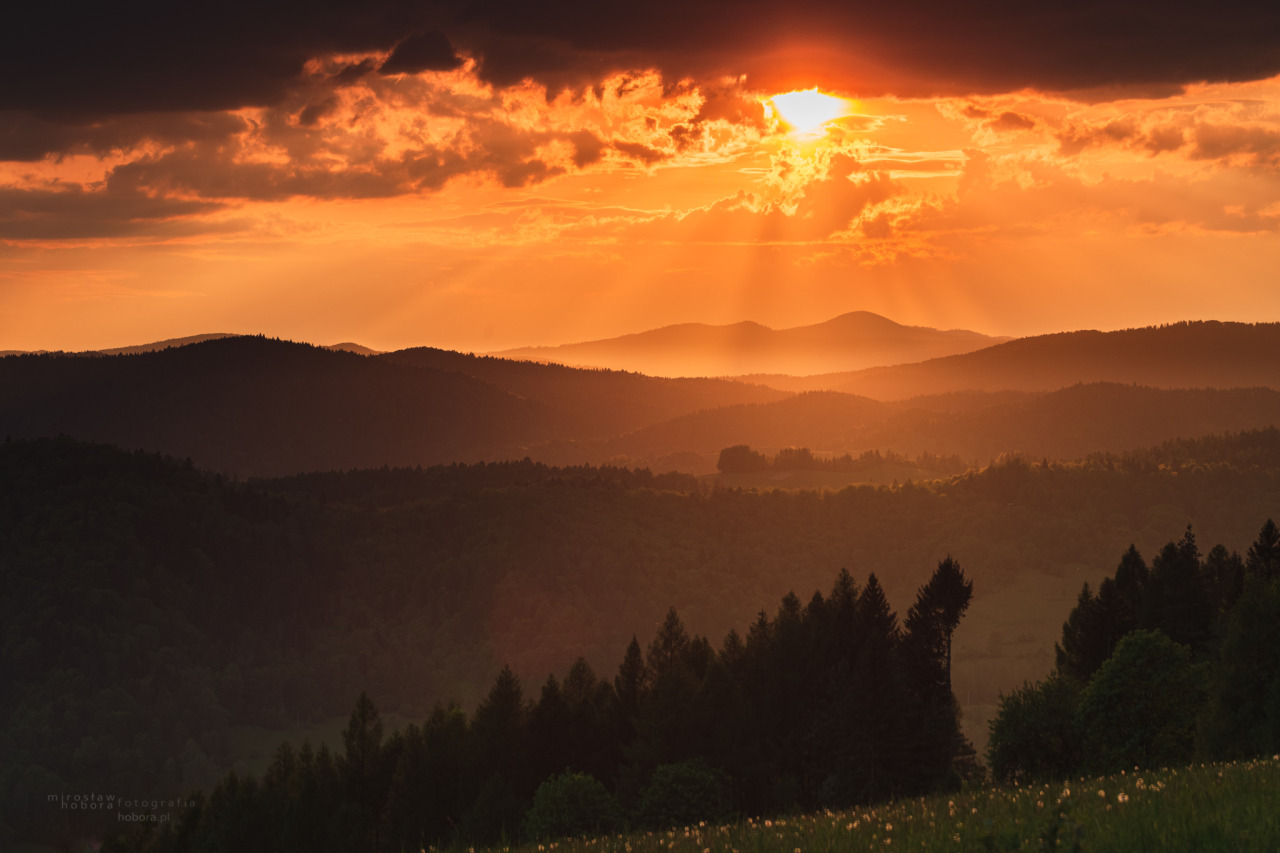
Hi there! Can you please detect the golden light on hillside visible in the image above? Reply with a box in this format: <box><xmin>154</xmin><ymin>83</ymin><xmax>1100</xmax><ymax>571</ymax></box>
<box><xmin>769</xmin><ymin>88</ymin><xmax>851</xmax><ymax>134</ymax></box>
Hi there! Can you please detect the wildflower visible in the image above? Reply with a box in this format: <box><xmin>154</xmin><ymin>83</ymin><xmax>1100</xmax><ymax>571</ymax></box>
<box><xmin>1117</xmin><ymin>792</ymin><xmax>1129</xmax><ymax>804</ymax></box>
<box><xmin>1097</xmin><ymin>789</ymin><xmax>1106</xmax><ymax>798</ymax></box>
<box><xmin>885</xmin><ymin>824</ymin><xmax>893</xmax><ymax>831</ymax></box>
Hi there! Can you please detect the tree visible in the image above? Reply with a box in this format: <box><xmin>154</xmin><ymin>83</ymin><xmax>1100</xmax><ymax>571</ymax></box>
<box><xmin>715</xmin><ymin>445</ymin><xmax>769</xmax><ymax>473</ymax></box>
<box><xmin>1202</xmin><ymin>575</ymin><xmax>1280</xmax><ymax>758</ymax></box>
<box><xmin>1075</xmin><ymin>629</ymin><xmax>1206</xmax><ymax>774</ymax></box>
<box><xmin>1142</xmin><ymin>526</ymin><xmax>1213</xmax><ymax>652</ymax></box>
<box><xmin>901</xmin><ymin>557</ymin><xmax>974</xmax><ymax>792</ymax></box>
<box><xmin>1246</xmin><ymin>518</ymin><xmax>1280</xmax><ymax>581</ymax></box>
<box><xmin>340</xmin><ymin>692</ymin><xmax>396</xmax><ymax>852</ymax></box>
<box><xmin>904</xmin><ymin>556</ymin><xmax>973</xmax><ymax>694</ymax></box>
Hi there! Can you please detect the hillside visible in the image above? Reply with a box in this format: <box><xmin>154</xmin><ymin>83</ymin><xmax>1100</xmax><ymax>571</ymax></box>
<box><xmin>741</xmin><ymin>321</ymin><xmax>1280</xmax><ymax>399</ymax></box>
<box><xmin>377</xmin><ymin>347</ymin><xmax>788</xmax><ymax>439</ymax></box>
<box><xmin>0</xmin><ymin>336</ymin><xmax>551</xmax><ymax>476</ymax></box>
<box><xmin>493</xmin><ymin>311</ymin><xmax>1009</xmax><ymax>377</ymax></box>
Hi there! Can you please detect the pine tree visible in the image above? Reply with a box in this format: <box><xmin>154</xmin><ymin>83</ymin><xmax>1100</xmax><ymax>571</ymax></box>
<box><xmin>1246</xmin><ymin>518</ymin><xmax>1280</xmax><ymax>581</ymax></box>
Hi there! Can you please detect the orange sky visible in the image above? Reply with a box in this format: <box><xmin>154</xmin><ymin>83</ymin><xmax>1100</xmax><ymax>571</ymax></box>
<box><xmin>4</xmin><ymin>7</ymin><xmax>1280</xmax><ymax>353</ymax></box>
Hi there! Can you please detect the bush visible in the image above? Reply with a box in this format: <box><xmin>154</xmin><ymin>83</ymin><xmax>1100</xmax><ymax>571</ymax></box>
<box><xmin>987</xmin><ymin>672</ymin><xmax>1082</xmax><ymax>783</ymax></box>
<box><xmin>524</xmin><ymin>772</ymin><xmax>622</xmax><ymax>841</ymax></box>
<box><xmin>639</xmin><ymin>759</ymin><xmax>731</xmax><ymax>829</ymax></box>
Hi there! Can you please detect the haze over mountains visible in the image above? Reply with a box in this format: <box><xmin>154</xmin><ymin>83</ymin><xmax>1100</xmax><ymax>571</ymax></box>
<box><xmin>3</xmin><ymin>315</ymin><xmax>1279</xmax><ymax>477</ymax></box>
<box><xmin>492</xmin><ymin>311</ymin><xmax>1012</xmax><ymax>377</ymax></box>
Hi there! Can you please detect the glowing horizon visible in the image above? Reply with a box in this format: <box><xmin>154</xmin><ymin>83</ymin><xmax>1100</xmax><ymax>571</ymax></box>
<box><xmin>4</xmin><ymin>9</ymin><xmax>1280</xmax><ymax>355</ymax></box>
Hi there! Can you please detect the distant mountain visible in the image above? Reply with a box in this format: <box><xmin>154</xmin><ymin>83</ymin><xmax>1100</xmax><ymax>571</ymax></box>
<box><xmin>0</xmin><ymin>334</ymin><xmax>383</xmax><ymax>357</ymax></box>
<box><xmin>325</xmin><ymin>341</ymin><xmax>382</xmax><ymax>355</ymax></box>
<box><xmin>378</xmin><ymin>347</ymin><xmax>788</xmax><ymax>440</ymax></box>
<box><xmin>95</xmin><ymin>333</ymin><xmax>238</xmax><ymax>355</ymax></box>
<box><xmin>492</xmin><ymin>311</ymin><xmax>1011</xmax><ymax>377</ymax></box>
<box><xmin>754</xmin><ymin>321</ymin><xmax>1280</xmax><ymax>399</ymax></box>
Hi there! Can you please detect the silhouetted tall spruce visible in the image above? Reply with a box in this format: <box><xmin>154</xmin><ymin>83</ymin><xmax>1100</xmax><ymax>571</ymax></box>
<box><xmin>107</xmin><ymin>566</ymin><xmax>976</xmax><ymax>852</ymax></box>
<box><xmin>989</xmin><ymin>519</ymin><xmax>1280</xmax><ymax>783</ymax></box>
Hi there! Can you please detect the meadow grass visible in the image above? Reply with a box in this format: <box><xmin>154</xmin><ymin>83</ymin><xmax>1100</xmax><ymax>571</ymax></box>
<box><xmin>476</xmin><ymin>756</ymin><xmax>1280</xmax><ymax>853</ymax></box>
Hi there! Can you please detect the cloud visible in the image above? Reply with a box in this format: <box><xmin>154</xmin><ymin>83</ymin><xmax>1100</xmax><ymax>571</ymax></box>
<box><xmin>379</xmin><ymin>31</ymin><xmax>464</xmax><ymax>75</ymax></box>
<box><xmin>5</xmin><ymin>0</ymin><xmax>1280</xmax><ymax>131</ymax></box>
<box><xmin>987</xmin><ymin>111</ymin><xmax>1036</xmax><ymax>133</ymax></box>
<box><xmin>0</xmin><ymin>184</ymin><xmax>229</xmax><ymax>240</ymax></box>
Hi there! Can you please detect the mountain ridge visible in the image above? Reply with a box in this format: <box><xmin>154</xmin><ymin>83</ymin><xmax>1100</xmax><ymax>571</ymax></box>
<box><xmin>491</xmin><ymin>310</ymin><xmax>1012</xmax><ymax>377</ymax></box>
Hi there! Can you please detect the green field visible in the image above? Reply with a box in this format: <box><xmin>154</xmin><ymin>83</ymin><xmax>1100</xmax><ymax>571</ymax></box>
<box><xmin>473</xmin><ymin>757</ymin><xmax>1280</xmax><ymax>853</ymax></box>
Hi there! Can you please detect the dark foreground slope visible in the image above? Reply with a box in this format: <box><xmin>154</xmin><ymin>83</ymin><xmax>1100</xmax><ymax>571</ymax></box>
<box><xmin>7</xmin><ymin>431</ymin><xmax>1280</xmax><ymax>844</ymax></box>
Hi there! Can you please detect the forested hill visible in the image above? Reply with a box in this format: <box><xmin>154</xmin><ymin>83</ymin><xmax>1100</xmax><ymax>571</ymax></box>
<box><xmin>739</xmin><ymin>321</ymin><xmax>1280</xmax><ymax>398</ymax></box>
<box><xmin>0</xmin><ymin>337</ymin><xmax>786</xmax><ymax>476</ymax></box>
<box><xmin>0</xmin><ymin>336</ymin><xmax>549</xmax><ymax>475</ymax></box>
<box><xmin>7</xmin><ymin>331</ymin><xmax>1280</xmax><ymax>479</ymax></box>
<box><xmin>7</xmin><ymin>430</ymin><xmax>1280</xmax><ymax>844</ymax></box>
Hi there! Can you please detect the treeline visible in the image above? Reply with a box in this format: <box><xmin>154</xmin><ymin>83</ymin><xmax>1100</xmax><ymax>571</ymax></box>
<box><xmin>105</xmin><ymin>560</ymin><xmax>975</xmax><ymax>852</ymax></box>
<box><xmin>988</xmin><ymin>520</ymin><xmax>1280</xmax><ymax>779</ymax></box>
<box><xmin>717</xmin><ymin>444</ymin><xmax>968</xmax><ymax>477</ymax></box>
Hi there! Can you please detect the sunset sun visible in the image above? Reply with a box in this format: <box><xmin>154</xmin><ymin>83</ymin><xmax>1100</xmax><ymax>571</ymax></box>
<box><xmin>769</xmin><ymin>88</ymin><xmax>850</xmax><ymax>133</ymax></box>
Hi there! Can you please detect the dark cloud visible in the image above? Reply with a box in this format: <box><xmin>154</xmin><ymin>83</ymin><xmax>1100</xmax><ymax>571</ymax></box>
<box><xmin>452</xmin><ymin>0</ymin><xmax>1280</xmax><ymax>98</ymax></box>
<box><xmin>1191</xmin><ymin>123</ymin><xmax>1280</xmax><ymax>168</ymax></box>
<box><xmin>613</xmin><ymin>141</ymin><xmax>665</xmax><ymax>165</ymax></box>
<box><xmin>92</xmin><ymin>118</ymin><xmax>598</xmax><ymax>204</ymax></box>
<box><xmin>0</xmin><ymin>111</ymin><xmax>249</xmax><ymax>162</ymax></box>
<box><xmin>0</xmin><ymin>185</ymin><xmax>228</xmax><ymax>240</ymax></box>
<box><xmin>379</xmin><ymin>31</ymin><xmax>464</xmax><ymax>75</ymax></box>
<box><xmin>568</xmin><ymin>131</ymin><xmax>606</xmax><ymax>167</ymax></box>
<box><xmin>4</xmin><ymin>0</ymin><xmax>1280</xmax><ymax>130</ymax></box>
<box><xmin>988</xmin><ymin>112</ymin><xmax>1036</xmax><ymax>133</ymax></box>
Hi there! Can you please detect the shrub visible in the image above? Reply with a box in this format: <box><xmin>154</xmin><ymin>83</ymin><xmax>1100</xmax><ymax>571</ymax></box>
<box><xmin>524</xmin><ymin>772</ymin><xmax>622</xmax><ymax>841</ymax></box>
<box><xmin>639</xmin><ymin>759</ymin><xmax>731</xmax><ymax>829</ymax></box>
<box><xmin>987</xmin><ymin>672</ymin><xmax>1082</xmax><ymax>783</ymax></box>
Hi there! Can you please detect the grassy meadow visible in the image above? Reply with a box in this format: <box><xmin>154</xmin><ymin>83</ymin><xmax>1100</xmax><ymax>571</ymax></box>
<box><xmin>477</xmin><ymin>757</ymin><xmax>1280</xmax><ymax>853</ymax></box>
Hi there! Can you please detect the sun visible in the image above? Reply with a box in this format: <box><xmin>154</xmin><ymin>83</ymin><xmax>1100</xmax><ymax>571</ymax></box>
<box><xmin>769</xmin><ymin>88</ymin><xmax>851</xmax><ymax>135</ymax></box>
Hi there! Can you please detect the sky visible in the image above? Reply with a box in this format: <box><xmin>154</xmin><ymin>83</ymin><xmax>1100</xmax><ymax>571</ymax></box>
<box><xmin>3</xmin><ymin>0</ymin><xmax>1280</xmax><ymax>353</ymax></box>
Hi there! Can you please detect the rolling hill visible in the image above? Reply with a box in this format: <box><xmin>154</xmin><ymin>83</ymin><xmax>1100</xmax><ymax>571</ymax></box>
<box><xmin>0</xmin><ymin>336</ymin><xmax>551</xmax><ymax>476</ymax></box>
<box><xmin>0</xmin><ymin>336</ymin><xmax>787</xmax><ymax>476</ymax></box>
<box><xmin>738</xmin><ymin>321</ymin><xmax>1280</xmax><ymax>398</ymax></box>
<box><xmin>378</xmin><ymin>347</ymin><xmax>788</xmax><ymax>439</ymax></box>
